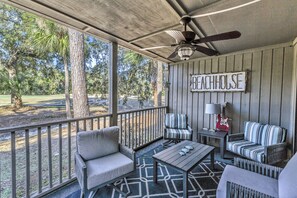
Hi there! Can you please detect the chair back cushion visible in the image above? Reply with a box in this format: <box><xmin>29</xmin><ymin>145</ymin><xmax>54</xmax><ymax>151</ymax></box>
<box><xmin>165</xmin><ymin>113</ymin><xmax>187</xmax><ymax>129</ymax></box>
<box><xmin>278</xmin><ymin>153</ymin><xmax>297</xmax><ymax>198</ymax></box>
<box><xmin>244</xmin><ymin>121</ymin><xmax>263</xmax><ymax>144</ymax></box>
<box><xmin>260</xmin><ymin>124</ymin><xmax>286</xmax><ymax>146</ymax></box>
<box><xmin>77</xmin><ymin>126</ymin><xmax>119</xmax><ymax>161</ymax></box>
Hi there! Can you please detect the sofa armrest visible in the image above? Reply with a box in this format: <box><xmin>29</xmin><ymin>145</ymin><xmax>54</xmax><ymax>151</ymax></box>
<box><xmin>234</xmin><ymin>157</ymin><xmax>283</xmax><ymax>179</ymax></box>
<box><xmin>120</xmin><ymin>144</ymin><xmax>136</xmax><ymax>168</ymax></box>
<box><xmin>264</xmin><ymin>142</ymin><xmax>287</xmax><ymax>164</ymax></box>
<box><xmin>75</xmin><ymin>152</ymin><xmax>87</xmax><ymax>192</ymax></box>
<box><xmin>228</xmin><ymin>133</ymin><xmax>244</xmax><ymax>142</ymax></box>
<box><xmin>226</xmin><ymin>181</ymin><xmax>274</xmax><ymax>198</ymax></box>
<box><xmin>187</xmin><ymin>125</ymin><xmax>193</xmax><ymax>133</ymax></box>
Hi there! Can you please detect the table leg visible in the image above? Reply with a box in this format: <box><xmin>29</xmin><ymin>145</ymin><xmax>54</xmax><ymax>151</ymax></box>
<box><xmin>183</xmin><ymin>172</ymin><xmax>188</xmax><ymax>198</ymax></box>
<box><xmin>210</xmin><ymin>150</ymin><xmax>214</xmax><ymax>170</ymax></box>
<box><xmin>220</xmin><ymin>137</ymin><xmax>226</xmax><ymax>158</ymax></box>
<box><xmin>153</xmin><ymin>160</ymin><xmax>157</xmax><ymax>183</ymax></box>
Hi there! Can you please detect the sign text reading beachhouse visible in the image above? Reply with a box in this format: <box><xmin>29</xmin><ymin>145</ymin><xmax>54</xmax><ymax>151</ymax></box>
<box><xmin>190</xmin><ymin>71</ymin><xmax>246</xmax><ymax>92</ymax></box>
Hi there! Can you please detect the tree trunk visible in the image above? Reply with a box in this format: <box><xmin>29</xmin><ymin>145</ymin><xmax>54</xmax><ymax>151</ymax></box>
<box><xmin>7</xmin><ymin>68</ymin><xmax>23</xmax><ymax>108</ymax></box>
<box><xmin>63</xmin><ymin>56</ymin><xmax>72</xmax><ymax>118</ymax></box>
<box><xmin>153</xmin><ymin>61</ymin><xmax>163</xmax><ymax>107</ymax></box>
<box><xmin>68</xmin><ymin>28</ymin><xmax>90</xmax><ymax>118</ymax></box>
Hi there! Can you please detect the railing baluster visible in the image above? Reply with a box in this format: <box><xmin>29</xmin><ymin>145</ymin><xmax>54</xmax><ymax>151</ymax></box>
<box><xmin>142</xmin><ymin>111</ymin><xmax>144</xmax><ymax>145</ymax></box>
<box><xmin>138</xmin><ymin>111</ymin><xmax>140</xmax><ymax>147</ymax></box>
<box><xmin>59</xmin><ymin>124</ymin><xmax>63</xmax><ymax>184</ymax></box>
<box><xmin>90</xmin><ymin>119</ymin><xmax>93</xmax><ymax>130</ymax></box>
<box><xmin>68</xmin><ymin>122</ymin><xmax>71</xmax><ymax>179</ymax></box>
<box><xmin>37</xmin><ymin>127</ymin><xmax>42</xmax><ymax>193</ymax></box>
<box><xmin>25</xmin><ymin>129</ymin><xmax>30</xmax><ymax>197</ymax></box>
<box><xmin>124</xmin><ymin>114</ymin><xmax>127</xmax><ymax>146</ymax></box>
<box><xmin>11</xmin><ymin>131</ymin><xmax>16</xmax><ymax>198</ymax></box>
<box><xmin>128</xmin><ymin>113</ymin><xmax>131</xmax><ymax>148</ymax></box>
<box><xmin>83</xmin><ymin>119</ymin><xmax>86</xmax><ymax>131</ymax></box>
<box><xmin>47</xmin><ymin>126</ymin><xmax>53</xmax><ymax>188</ymax></box>
<box><xmin>104</xmin><ymin>117</ymin><xmax>106</xmax><ymax>128</ymax></box>
<box><xmin>97</xmin><ymin>117</ymin><xmax>100</xmax><ymax>129</ymax></box>
<box><xmin>76</xmin><ymin>121</ymin><xmax>79</xmax><ymax>133</ymax></box>
<box><xmin>134</xmin><ymin>112</ymin><xmax>137</xmax><ymax>148</ymax></box>
<box><xmin>131</xmin><ymin>113</ymin><xmax>134</xmax><ymax>148</ymax></box>
<box><xmin>120</xmin><ymin>114</ymin><xmax>123</xmax><ymax>144</ymax></box>
<box><xmin>145</xmin><ymin>110</ymin><xmax>147</xmax><ymax>143</ymax></box>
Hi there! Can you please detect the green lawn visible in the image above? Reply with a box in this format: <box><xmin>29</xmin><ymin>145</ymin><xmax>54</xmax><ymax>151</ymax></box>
<box><xmin>0</xmin><ymin>95</ymin><xmax>65</xmax><ymax>106</ymax></box>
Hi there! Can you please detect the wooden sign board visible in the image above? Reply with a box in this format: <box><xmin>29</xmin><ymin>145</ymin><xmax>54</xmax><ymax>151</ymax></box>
<box><xmin>190</xmin><ymin>71</ymin><xmax>246</xmax><ymax>92</ymax></box>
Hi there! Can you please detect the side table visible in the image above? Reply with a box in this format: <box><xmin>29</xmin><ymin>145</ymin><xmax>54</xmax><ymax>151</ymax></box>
<box><xmin>197</xmin><ymin>129</ymin><xmax>227</xmax><ymax>158</ymax></box>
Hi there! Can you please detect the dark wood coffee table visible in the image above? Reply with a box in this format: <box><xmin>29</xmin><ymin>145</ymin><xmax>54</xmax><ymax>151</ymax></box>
<box><xmin>152</xmin><ymin>140</ymin><xmax>215</xmax><ymax>198</ymax></box>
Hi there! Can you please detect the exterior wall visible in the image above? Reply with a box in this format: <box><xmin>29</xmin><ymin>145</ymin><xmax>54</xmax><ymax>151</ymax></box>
<box><xmin>168</xmin><ymin>42</ymin><xmax>294</xmax><ymax>149</ymax></box>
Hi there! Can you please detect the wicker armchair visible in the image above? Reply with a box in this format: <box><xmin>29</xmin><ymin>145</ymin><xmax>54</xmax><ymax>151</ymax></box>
<box><xmin>227</xmin><ymin>121</ymin><xmax>287</xmax><ymax>164</ymax></box>
<box><xmin>217</xmin><ymin>153</ymin><xmax>297</xmax><ymax>198</ymax></box>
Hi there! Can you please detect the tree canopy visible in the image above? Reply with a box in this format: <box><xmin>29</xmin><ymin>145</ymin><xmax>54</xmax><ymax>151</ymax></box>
<box><xmin>0</xmin><ymin>3</ymin><xmax>163</xmax><ymax>109</ymax></box>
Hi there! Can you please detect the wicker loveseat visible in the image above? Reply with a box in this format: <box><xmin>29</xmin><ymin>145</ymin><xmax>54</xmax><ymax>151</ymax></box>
<box><xmin>227</xmin><ymin>121</ymin><xmax>287</xmax><ymax>164</ymax></box>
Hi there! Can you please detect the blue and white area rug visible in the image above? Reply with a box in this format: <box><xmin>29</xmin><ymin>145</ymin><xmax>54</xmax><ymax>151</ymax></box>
<box><xmin>67</xmin><ymin>146</ymin><xmax>227</xmax><ymax>198</ymax></box>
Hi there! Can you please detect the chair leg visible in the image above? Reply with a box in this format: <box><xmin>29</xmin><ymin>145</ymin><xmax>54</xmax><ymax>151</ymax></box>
<box><xmin>124</xmin><ymin>177</ymin><xmax>130</xmax><ymax>195</ymax></box>
<box><xmin>80</xmin><ymin>191</ymin><xmax>84</xmax><ymax>198</ymax></box>
<box><xmin>109</xmin><ymin>178</ymin><xmax>131</xmax><ymax>198</ymax></box>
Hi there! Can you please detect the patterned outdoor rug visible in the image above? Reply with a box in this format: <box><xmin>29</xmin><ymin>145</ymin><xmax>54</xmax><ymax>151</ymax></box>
<box><xmin>67</xmin><ymin>146</ymin><xmax>227</xmax><ymax>198</ymax></box>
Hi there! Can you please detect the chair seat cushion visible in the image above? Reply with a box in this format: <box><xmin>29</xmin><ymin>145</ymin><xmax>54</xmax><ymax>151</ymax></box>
<box><xmin>227</xmin><ymin>140</ymin><xmax>265</xmax><ymax>163</ymax></box>
<box><xmin>216</xmin><ymin>165</ymin><xmax>278</xmax><ymax>198</ymax></box>
<box><xmin>242</xmin><ymin>144</ymin><xmax>265</xmax><ymax>163</ymax></box>
<box><xmin>164</xmin><ymin>128</ymin><xmax>192</xmax><ymax>140</ymax></box>
<box><xmin>86</xmin><ymin>152</ymin><xmax>134</xmax><ymax>190</ymax></box>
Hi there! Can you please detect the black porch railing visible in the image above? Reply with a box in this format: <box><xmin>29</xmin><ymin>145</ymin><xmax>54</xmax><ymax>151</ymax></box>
<box><xmin>0</xmin><ymin>106</ymin><xmax>167</xmax><ymax>197</ymax></box>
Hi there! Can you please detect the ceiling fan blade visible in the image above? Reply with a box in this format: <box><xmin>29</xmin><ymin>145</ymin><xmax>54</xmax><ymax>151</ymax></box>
<box><xmin>140</xmin><ymin>45</ymin><xmax>173</xmax><ymax>50</ymax></box>
<box><xmin>195</xmin><ymin>45</ymin><xmax>218</xmax><ymax>56</ymax></box>
<box><xmin>190</xmin><ymin>0</ymin><xmax>261</xmax><ymax>18</ymax></box>
<box><xmin>192</xmin><ymin>31</ymin><xmax>241</xmax><ymax>44</ymax></box>
<box><xmin>165</xmin><ymin>30</ymin><xmax>185</xmax><ymax>43</ymax></box>
<box><xmin>168</xmin><ymin>48</ymin><xmax>178</xmax><ymax>59</ymax></box>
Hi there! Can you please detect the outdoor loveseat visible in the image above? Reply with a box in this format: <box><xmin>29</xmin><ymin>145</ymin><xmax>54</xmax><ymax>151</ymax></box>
<box><xmin>227</xmin><ymin>121</ymin><xmax>287</xmax><ymax>164</ymax></box>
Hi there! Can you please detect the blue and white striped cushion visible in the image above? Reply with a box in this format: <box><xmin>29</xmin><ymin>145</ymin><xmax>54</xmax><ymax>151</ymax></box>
<box><xmin>242</xmin><ymin>145</ymin><xmax>265</xmax><ymax>163</ymax></box>
<box><xmin>164</xmin><ymin>129</ymin><xmax>192</xmax><ymax>140</ymax></box>
<box><xmin>244</xmin><ymin>122</ymin><xmax>263</xmax><ymax>144</ymax></box>
<box><xmin>165</xmin><ymin>114</ymin><xmax>187</xmax><ymax>129</ymax></box>
<box><xmin>227</xmin><ymin>140</ymin><xmax>265</xmax><ymax>163</ymax></box>
<box><xmin>165</xmin><ymin>113</ymin><xmax>176</xmax><ymax>128</ymax></box>
<box><xmin>227</xmin><ymin>140</ymin><xmax>257</xmax><ymax>155</ymax></box>
<box><xmin>176</xmin><ymin>114</ymin><xmax>187</xmax><ymax>129</ymax></box>
<box><xmin>261</xmin><ymin>125</ymin><xmax>286</xmax><ymax>146</ymax></box>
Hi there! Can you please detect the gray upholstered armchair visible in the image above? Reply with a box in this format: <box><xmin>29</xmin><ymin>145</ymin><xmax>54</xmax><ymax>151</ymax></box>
<box><xmin>75</xmin><ymin>126</ymin><xmax>135</xmax><ymax>198</ymax></box>
<box><xmin>217</xmin><ymin>153</ymin><xmax>297</xmax><ymax>198</ymax></box>
<box><xmin>164</xmin><ymin>113</ymin><xmax>193</xmax><ymax>142</ymax></box>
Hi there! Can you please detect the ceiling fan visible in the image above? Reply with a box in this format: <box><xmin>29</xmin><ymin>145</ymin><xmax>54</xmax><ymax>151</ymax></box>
<box><xmin>140</xmin><ymin>0</ymin><xmax>261</xmax><ymax>61</ymax></box>
<box><xmin>141</xmin><ymin>16</ymin><xmax>241</xmax><ymax>60</ymax></box>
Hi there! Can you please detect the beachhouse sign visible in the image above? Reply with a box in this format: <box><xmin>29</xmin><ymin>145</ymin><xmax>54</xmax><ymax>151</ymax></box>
<box><xmin>190</xmin><ymin>71</ymin><xmax>246</xmax><ymax>92</ymax></box>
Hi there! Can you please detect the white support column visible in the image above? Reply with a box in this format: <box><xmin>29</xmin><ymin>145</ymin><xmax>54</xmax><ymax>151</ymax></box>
<box><xmin>109</xmin><ymin>42</ymin><xmax>118</xmax><ymax>126</ymax></box>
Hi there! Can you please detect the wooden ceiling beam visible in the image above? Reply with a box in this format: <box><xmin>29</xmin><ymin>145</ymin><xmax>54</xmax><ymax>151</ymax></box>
<box><xmin>129</xmin><ymin>23</ymin><xmax>180</xmax><ymax>43</ymax></box>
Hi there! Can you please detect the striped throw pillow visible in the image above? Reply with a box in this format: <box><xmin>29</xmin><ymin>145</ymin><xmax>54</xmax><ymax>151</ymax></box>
<box><xmin>165</xmin><ymin>113</ymin><xmax>176</xmax><ymax>128</ymax></box>
<box><xmin>261</xmin><ymin>125</ymin><xmax>286</xmax><ymax>146</ymax></box>
<box><xmin>165</xmin><ymin>114</ymin><xmax>187</xmax><ymax>129</ymax></box>
<box><xmin>244</xmin><ymin>121</ymin><xmax>263</xmax><ymax>144</ymax></box>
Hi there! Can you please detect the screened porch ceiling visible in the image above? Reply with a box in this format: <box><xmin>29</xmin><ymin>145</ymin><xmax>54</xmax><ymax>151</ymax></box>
<box><xmin>2</xmin><ymin>0</ymin><xmax>297</xmax><ymax>63</ymax></box>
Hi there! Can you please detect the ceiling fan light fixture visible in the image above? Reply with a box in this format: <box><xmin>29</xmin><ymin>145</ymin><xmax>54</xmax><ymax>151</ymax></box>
<box><xmin>178</xmin><ymin>46</ymin><xmax>194</xmax><ymax>60</ymax></box>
